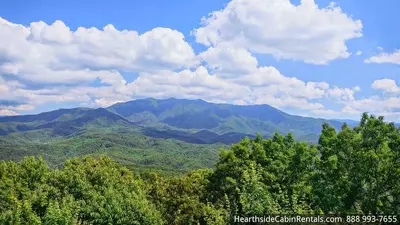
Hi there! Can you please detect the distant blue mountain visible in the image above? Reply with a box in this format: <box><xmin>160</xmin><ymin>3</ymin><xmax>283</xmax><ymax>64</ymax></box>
<box><xmin>333</xmin><ymin>119</ymin><xmax>359</xmax><ymax>127</ymax></box>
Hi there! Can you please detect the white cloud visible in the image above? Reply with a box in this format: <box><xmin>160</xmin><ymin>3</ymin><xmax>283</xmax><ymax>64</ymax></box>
<box><xmin>365</xmin><ymin>50</ymin><xmax>400</xmax><ymax>64</ymax></box>
<box><xmin>0</xmin><ymin>109</ymin><xmax>18</xmax><ymax>116</ymax></box>
<box><xmin>322</xmin><ymin>79</ymin><xmax>399</xmax><ymax>121</ymax></box>
<box><xmin>307</xmin><ymin>102</ymin><xmax>400</xmax><ymax>123</ymax></box>
<box><xmin>341</xmin><ymin>106</ymin><xmax>360</xmax><ymax>114</ymax></box>
<box><xmin>348</xmin><ymin>97</ymin><xmax>400</xmax><ymax>113</ymax></box>
<box><xmin>198</xmin><ymin>47</ymin><xmax>398</xmax><ymax>122</ymax></box>
<box><xmin>326</xmin><ymin>87</ymin><xmax>358</xmax><ymax>101</ymax></box>
<box><xmin>199</xmin><ymin>43</ymin><xmax>258</xmax><ymax>76</ymax></box>
<box><xmin>1</xmin><ymin>64</ymin><xmax>128</xmax><ymax>85</ymax></box>
<box><xmin>192</xmin><ymin>0</ymin><xmax>362</xmax><ymax>64</ymax></box>
<box><xmin>307</xmin><ymin>80</ymin><xmax>400</xmax><ymax>122</ymax></box>
<box><xmin>130</xmin><ymin>66</ymin><xmax>250</xmax><ymax>101</ymax></box>
<box><xmin>129</xmin><ymin>50</ymin><xmax>357</xmax><ymax>113</ymax></box>
<box><xmin>371</xmin><ymin>79</ymin><xmax>400</xmax><ymax>93</ymax></box>
<box><xmin>0</xmin><ymin>15</ymin><xmax>398</xmax><ymax>122</ymax></box>
<box><xmin>356</xmin><ymin>51</ymin><xmax>362</xmax><ymax>56</ymax></box>
<box><xmin>352</xmin><ymin>86</ymin><xmax>361</xmax><ymax>92</ymax></box>
<box><xmin>0</xmin><ymin>104</ymin><xmax>34</xmax><ymax>116</ymax></box>
<box><xmin>93</xmin><ymin>98</ymin><xmax>124</xmax><ymax>108</ymax></box>
<box><xmin>307</xmin><ymin>107</ymin><xmax>362</xmax><ymax>121</ymax></box>
<box><xmin>199</xmin><ymin>45</ymin><xmax>356</xmax><ymax>102</ymax></box>
<box><xmin>253</xmin><ymin>95</ymin><xmax>325</xmax><ymax>111</ymax></box>
<box><xmin>30</xmin><ymin>20</ymin><xmax>74</xmax><ymax>44</ymax></box>
<box><xmin>0</xmin><ymin>17</ymin><xmax>197</xmax><ymax>84</ymax></box>
<box><xmin>0</xmin><ymin>17</ymin><xmax>196</xmax><ymax>110</ymax></box>
<box><xmin>0</xmin><ymin>76</ymin><xmax>132</xmax><ymax>110</ymax></box>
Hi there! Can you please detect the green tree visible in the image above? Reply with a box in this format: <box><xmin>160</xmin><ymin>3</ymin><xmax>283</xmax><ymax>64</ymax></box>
<box><xmin>312</xmin><ymin>113</ymin><xmax>400</xmax><ymax>214</ymax></box>
<box><xmin>207</xmin><ymin>133</ymin><xmax>316</xmax><ymax>222</ymax></box>
<box><xmin>144</xmin><ymin>169</ymin><xmax>227</xmax><ymax>225</ymax></box>
<box><xmin>0</xmin><ymin>156</ymin><xmax>163</xmax><ymax>225</ymax></box>
<box><xmin>1</xmin><ymin>113</ymin><xmax>399</xmax><ymax>223</ymax></box>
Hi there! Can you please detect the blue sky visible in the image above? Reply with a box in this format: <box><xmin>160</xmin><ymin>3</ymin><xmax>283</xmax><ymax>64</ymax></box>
<box><xmin>0</xmin><ymin>0</ymin><xmax>399</xmax><ymax>121</ymax></box>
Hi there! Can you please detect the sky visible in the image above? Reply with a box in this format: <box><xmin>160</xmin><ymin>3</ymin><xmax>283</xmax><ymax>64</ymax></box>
<box><xmin>0</xmin><ymin>0</ymin><xmax>399</xmax><ymax>122</ymax></box>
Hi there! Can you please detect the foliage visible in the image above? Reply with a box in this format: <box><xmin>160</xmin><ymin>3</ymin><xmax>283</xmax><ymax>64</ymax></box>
<box><xmin>312</xmin><ymin>114</ymin><xmax>400</xmax><ymax>214</ymax></box>
<box><xmin>0</xmin><ymin>113</ymin><xmax>399</xmax><ymax>224</ymax></box>
<box><xmin>204</xmin><ymin>113</ymin><xmax>399</xmax><ymax>221</ymax></box>
<box><xmin>143</xmin><ymin>169</ymin><xmax>227</xmax><ymax>225</ymax></box>
<box><xmin>0</xmin><ymin>156</ymin><xmax>163</xmax><ymax>224</ymax></box>
<box><xmin>109</xmin><ymin>98</ymin><xmax>344</xmax><ymax>142</ymax></box>
<box><xmin>0</xmin><ymin>130</ymin><xmax>223</xmax><ymax>175</ymax></box>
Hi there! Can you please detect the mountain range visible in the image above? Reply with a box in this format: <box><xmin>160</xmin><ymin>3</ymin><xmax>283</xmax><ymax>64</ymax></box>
<box><xmin>0</xmin><ymin>98</ymin><xmax>371</xmax><ymax>172</ymax></box>
<box><xmin>0</xmin><ymin>98</ymin><xmax>350</xmax><ymax>143</ymax></box>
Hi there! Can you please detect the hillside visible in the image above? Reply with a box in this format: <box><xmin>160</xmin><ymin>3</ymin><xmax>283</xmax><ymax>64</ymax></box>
<box><xmin>0</xmin><ymin>128</ymin><xmax>223</xmax><ymax>175</ymax></box>
<box><xmin>0</xmin><ymin>107</ymin><xmax>131</xmax><ymax>136</ymax></box>
<box><xmin>0</xmin><ymin>98</ymin><xmax>349</xmax><ymax>144</ymax></box>
<box><xmin>1</xmin><ymin>114</ymin><xmax>399</xmax><ymax>224</ymax></box>
<box><xmin>0</xmin><ymin>98</ymin><xmax>359</xmax><ymax>173</ymax></box>
<box><xmin>108</xmin><ymin>98</ymin><xmax>344</xmax><ymax>142</ymax></box>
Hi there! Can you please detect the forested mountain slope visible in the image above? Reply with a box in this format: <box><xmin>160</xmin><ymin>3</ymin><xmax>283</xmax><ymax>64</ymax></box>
<box><xmin>0</xmin><ymin>98</ymin><xmax>382</xmax><ymax>173</ymax></box>
<box><xmin>1</xmin><ymin>113</ymin><xmax>398</xmax><ymax>224</ymax></box>
<box><xmin>0</xmin><ymin>98</ymin><xmax>348</xmax><ymax>145</ymax></box>
<box><xmin>109</xmin><ymin>98</ymin><xmax>344</xmax><ymax>142</ymax></box>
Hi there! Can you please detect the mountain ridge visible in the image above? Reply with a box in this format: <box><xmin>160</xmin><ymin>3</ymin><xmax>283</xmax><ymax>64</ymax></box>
<box><xmin>0</xmin><ymin>98</ymin><xmax>358</xmax><ymax>144</ymax></box>
<box><xmin>8</xmin><ymin>97</ymin><xmax>399</xmax><ymax>145</ymax></box>
<box><xmin>107</xmin><ymin>98</ymin><xmax>346</xmax><ymax>142</ymax></box>
<box><xmin>2</xmin><ymin>98</ymin><xmax>398</xmax><ymax>172</ymax></box>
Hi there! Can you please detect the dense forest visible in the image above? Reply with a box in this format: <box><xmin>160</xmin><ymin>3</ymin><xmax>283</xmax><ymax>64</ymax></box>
<box><xmin>0</xmin><ymin>98</ymin><xmax>350</xmax><ymax>175</ymax></box>
<box><xmin>0</xmin><ymin>113</ymin><xmax>399</xmax><ymax>224</ymax></box>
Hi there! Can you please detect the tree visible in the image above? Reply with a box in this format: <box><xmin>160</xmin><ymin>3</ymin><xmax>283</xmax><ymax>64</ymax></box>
<box><xmin>312</xmin><ymin>113</ymin><xmax>400</xmax><ymax>214</ymax></box>
<box><xmin>207</xmin><ymin>133</ymin><xmax>316</xmax><ymax>222</ymax></box>
<box><xmin>144</xmin><ymin>169</ymin><xmax>227</xmax><ymax>225</ymax></box>
<box><xmin>0</xmin><ymin>156</ymin><xmax>163</xmax><ymax>225</ymax></box>
<box><xmin>1</xmin><ymin>113</ymin><xmax>399</xmax><ymax>223</ymax></box>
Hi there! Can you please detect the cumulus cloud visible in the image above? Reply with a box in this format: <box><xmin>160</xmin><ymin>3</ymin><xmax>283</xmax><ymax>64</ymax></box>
<box><xmin>0</xmin><ymin>17</ymin><xmax>196</xmax><ymax>109</ymax></box>
<box><xmin>0</xmin><ymin>109</ymin><xmax>18</xmax><ymax>116</ymax></box>
<box><xmin>199</xmin><ymin>44</ymin><xmax>258</xmax><ymax>76</ymax></box>
<box><xmin>333</xmin><ymin>96</ymin><xmax>400</xmax><ymax>122</ymax></box>
<box><xmin>92</xmin><ymin>98</ymin><xmax>125</xmax><ymax>108</ymax></box>
<box><xmin>306</xmin><ymin>107</ymin><xmax>363</xmax><ymax>121</ymax></box>
<box><xmin>365</xmin><ymin>50</ymin><xmax>400</xmax><ymax>64</ymax></box>
<box><xmin>253</xmin><ymin>96</ymin><xmax>325</xmax><ymax>111</ymax></box>
<box><xmin>0</xmin><ymin>17</ymin><xmax>196</xmax><ymax>83</ymax></box>
<box><xmin>197</xmin><ymin>45</ymin><xmax>357</xmax><ymax>103</ymax></box>
<box><xmin>313</xmin><ymin>80</ymin><xmax>400</xmax><ymax>122</ymax></box>
<box><xmin>130</xmin><ymin>66</ymin><xmax>250</xmax><ymax>101</ymax></box>
<box><xmin>0</xmin><ymin>81</ymin><xmax>35</xmax><ymax>115</ymax></box>
<box><xmin>0</xmin><ymin>16</ymin><xmax>363</xmax><ymax>118</ymax></box>
<box><xmin>372</xmin><ymin>79</ymin><xmax>400</xmax><ymax>93</ymax></box>
<box><xmin>192</xmin><ymin>0</ymin><xmax>362</xmax><ymax>64</ymax></box>
<box><xmin>350</xmin><ymin>97</ymin><xmax>400</xmax><ymax>112</ymax></box>
<box><xmin>129</xmin><ymin>47</ymin><xmax>359</xmax><ymax>113</ymax></box>
<box><xmin>326</xmin><ymin>87</ymin><xmax>359</xmax><ymax>102</ymax></box>
<box><xmin>353</xmin><ymin>86</ymin><xmax>361</xmax><ymax>92</ymax></box>
<box><xmin>308</xmin><ymin>101</ymin><xmax>400</xmax><ymax>122</ymax></box>
<box><xmin>0</xmin><ymin>13</ymin><xmax>398</xmax><ymax>122</ymax></box>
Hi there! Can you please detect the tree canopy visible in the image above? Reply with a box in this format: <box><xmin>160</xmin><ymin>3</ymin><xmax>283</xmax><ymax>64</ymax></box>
<box><xmin>0</xmin><ymin>113</ymin><xmax>399</xmax><ymax>224</ymax></box>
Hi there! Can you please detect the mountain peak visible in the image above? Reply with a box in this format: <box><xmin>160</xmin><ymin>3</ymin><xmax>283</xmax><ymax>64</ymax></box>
<box><xmin>107</xmin><ymin>98</ymin><xmax>343</xmax><ymax>142</ymax></box>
